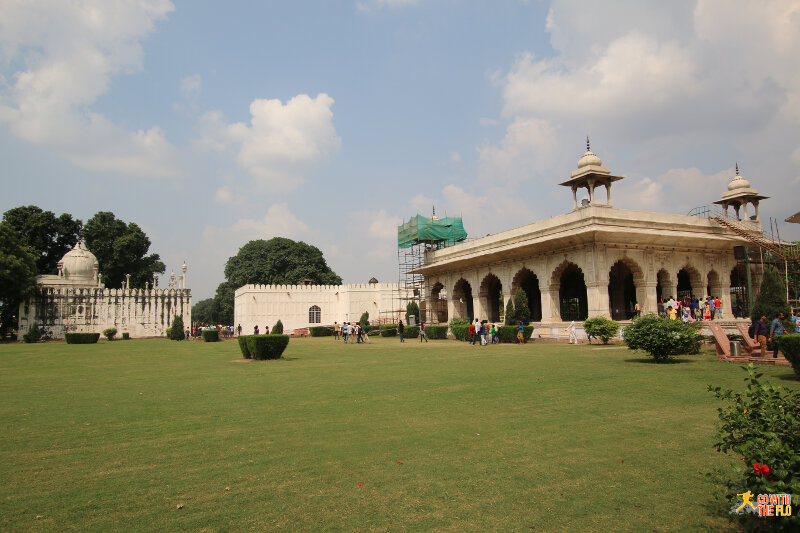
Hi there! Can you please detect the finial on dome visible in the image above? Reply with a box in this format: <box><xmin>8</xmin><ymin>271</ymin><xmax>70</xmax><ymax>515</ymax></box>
<box><xmin>735</xmin><ymin>162</ymin><xmax>739</xmax><ymax>176</ymax></box>
<box><xmin>586</xmin><ymin>136</ymin><xmax>590</xmax><ymax>152</ymax></box>
<box><xmin>431</xmin><ymin>205</ymin><xmax>439</xmax><ymax>220</ymax></box>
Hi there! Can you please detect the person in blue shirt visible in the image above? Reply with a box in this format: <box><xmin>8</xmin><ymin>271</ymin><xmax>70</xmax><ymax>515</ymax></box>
<box><xmin>769</xmin><ymin>312</ymin><xmax>787</xmax><ymax>359</ymax></box>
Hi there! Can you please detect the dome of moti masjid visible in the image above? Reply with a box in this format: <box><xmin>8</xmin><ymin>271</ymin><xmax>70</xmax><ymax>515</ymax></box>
<box><xmin>576</xmin><ymin>137</ymin><xmax>603</xmax><ymax>169</ymax></box>
<box><xmin>59</xmin><ymin>241</ymin><xmax>98</xmax><ymax>280</ymax></box>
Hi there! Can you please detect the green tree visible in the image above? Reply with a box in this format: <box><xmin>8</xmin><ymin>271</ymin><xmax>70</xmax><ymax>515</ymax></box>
<box><xmin>504</xmin><ymin>299</ymin><xmax>516</xmax><ymax>325</ymax></box>
<box><xmin>223</xmin><ymin>238</ymin><xmax>342</xmax><ymax>288</ymax></box>
<box><xmin>359</xmin><ymin>311</ymin><xmax>370</xmax><ymax>329</ymax></box>
<box><xmin>513</xmin><ymin>288</ymin><xmax>531</xmax><ymax>324</ymax></box>
<box><xmin>192</xmin><ymin>298</ymin><xmax>217</xmax><ymax>325</ymax></box>
<box><xmin>272</xmin><ymin>319</ymin><xmax>284</xmax><ymax>334</ymax></box>
<box><xmin>406</xmin><ymin>301</ymin><xmax>420</xmax><ymax>324</ymax></box>
<box><xmin>2</xmin><ymin>205</ymin><xmax>82</xmax><ymax>274</ymax></box>
<box><xmin>168</xmin><ymin>315</ymin><xmax>185</xmax><ymax>341</ymax></box>
<box><xmin>213</xmin><ymin>281</ymin><xmax>236</xmax><ymax>325</ymax></box>
<box><xmin>0</xmin><ymin>222</ymin><xmax>39</xmax><ymax>337</ymax></box>
<box><xmin>82</xmin><ymin>212</ymin><xmax>165</xmax><ymax>288</ymax></box>
<box><xmin>751</xmin><ymin>265</ymin><xmax>792</xmax><ymax>324</ymax></box>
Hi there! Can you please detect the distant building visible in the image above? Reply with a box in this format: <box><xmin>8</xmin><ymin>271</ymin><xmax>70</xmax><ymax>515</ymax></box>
<box><xmin>234</xmin><ymin>281</ymin><xmax>405</xmax><ymax>333</ymax></box>
<box><xmin>17</xmin><ymin>242</ymin><xmax>191</xmax><ymax>339</ymax></box>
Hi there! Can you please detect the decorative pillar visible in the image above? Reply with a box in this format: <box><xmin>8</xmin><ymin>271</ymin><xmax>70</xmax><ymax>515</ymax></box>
<box><xmin>543</xmin><ymin>286</ymin><xmax>560</xmax><ymax>321</ymax></box>
<box><xmin>586</xmin><ymin>281</ymin><xmax>611</xmax><ymax>319</ymax></box>
<box><xmin>472</xmin><ymin>295</ymin><xmax>484</xmax><ymax>322</ymax></box>
<box><xmin>643</xmin><ymin>282</ymin><xmax>658</xmax><ymax>315</ymax></box>
<box><xmin>572</xmin><ymin>185</ymin><xmax>578</xmax><ymax>210</ymax></box>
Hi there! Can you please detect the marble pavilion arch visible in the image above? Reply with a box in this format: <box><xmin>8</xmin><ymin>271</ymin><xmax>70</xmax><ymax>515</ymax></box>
<box><xmin>415</xmin><ymin>143</ymin><xmax>766</xmax><ymax>337</ymax></box>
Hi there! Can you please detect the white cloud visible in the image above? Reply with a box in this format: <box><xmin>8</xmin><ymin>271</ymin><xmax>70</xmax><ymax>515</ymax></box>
<box><xmin>614</xmin><ymin>167</ymin><xmax>732</xmax><ymax>214</ymax></box>
<box><xmin>450</xmin><ymin>151</ymin><xmax>462</xmax><ymax>163</ymax></box>
<box><xmin>0</xmin><ymin>0</ymin><xmax>181</xmax><ymax>178</ymax></box>
<box><xmin>477</xmin><ymin>117</ymin><xmax>562</xmax><ymax>182</ymax></box>
<box><xmin>180</xmin><ymin>74</ymin><xmax>202</xmax><ymax>99</ymax></box>
<box><xmin>198</xmin><ymin>94</ymin><xmax>341</xmax><ymax>190</ymax></box>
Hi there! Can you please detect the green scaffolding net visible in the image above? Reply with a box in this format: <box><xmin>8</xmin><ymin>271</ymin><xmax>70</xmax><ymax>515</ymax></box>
<box><xmin>398</xmin><ymin>215</ymin><xmax>467</xmax><ymax>249</ymax></box>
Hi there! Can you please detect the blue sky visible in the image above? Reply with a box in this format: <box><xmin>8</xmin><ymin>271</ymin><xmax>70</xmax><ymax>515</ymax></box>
<box><xmin>2</xmin><ymin>0</ymin><xmax>799</xmax><ymax>300</ymax></box>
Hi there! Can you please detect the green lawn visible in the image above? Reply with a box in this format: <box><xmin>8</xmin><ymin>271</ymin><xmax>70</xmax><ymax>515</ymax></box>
<box><xmin>1</xmin><ymin>337</ymin><xmax>797</xmax><ymax>532</ymax></box>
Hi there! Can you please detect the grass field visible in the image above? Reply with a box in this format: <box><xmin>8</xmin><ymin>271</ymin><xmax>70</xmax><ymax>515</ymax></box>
<box><xmin>2</xmin><ymin>336</ymin><xmax>798</xmax><ymax>532</ymax></box>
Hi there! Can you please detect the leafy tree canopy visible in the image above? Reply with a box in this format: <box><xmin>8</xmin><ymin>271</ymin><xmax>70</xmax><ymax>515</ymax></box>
<box><xmin>2</xmin><ymin>205</ymin><xmax>82</xmax><ymax>274</ymax></box>
<box><xmin>0</xmin><ymin>222</ymin><xmax>39</xmax><ymax>336</ymax></box>
<box><xmin>192</xmin><ymin>298</ymin><xmax>217</xmax><ymax>325</ymax></box>
<box><xmin>83</xmin><ymin>212</ymin><xmax>165</xmax><ymax>288</ymax></box>
<box><xmin>224</xmin><ymin>238</ymin><xmax>342</xmax><ymax>288</ymax></box>
<box><xmin>751</xmin><ymin>265</ymin><xmax>792</xmax><ymax>323</ymax></box>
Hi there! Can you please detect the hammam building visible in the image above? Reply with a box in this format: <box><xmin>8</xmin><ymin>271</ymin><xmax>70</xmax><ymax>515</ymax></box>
<box><xmin>415</xmin><ymin>143</ymin><xmax>767</xmax><ymax>336</ymax></box>
<box><xmin>17</xmin><ymin>242</ymin><xmax>191</xmax><ymax>339</ymax></box>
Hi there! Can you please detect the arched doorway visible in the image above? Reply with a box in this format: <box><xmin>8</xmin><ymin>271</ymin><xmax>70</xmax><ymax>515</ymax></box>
<box><xmin>512</xmin><ymin>268</ymin><xmax>542</xmax><ymax>321</ymax></box>
<box><xmin>677</xmin><ymin>266</ymin><xmax>701</xmax><ymax>299</ymax></box>
<box><xmin>429</xmin><ymin>282</ymin><xmax>448</xmax><ymax>323</ymax></box>
<box><xmin>479</xmin><ymin>274</ymin><xmax>503</xmax><ymax>323</ymax></box>
<box><xmin>557</xmin><ymin>263</ymin><xmax>588</xmax><ymax>321</ymax></box>
<box><xmin>452</xmin><ymin>278</ymin><xmax>474</xmax><ymax>321</ymax></box>
<box><xmin>730</xmin><ymin>265</ymin><xmax>749</xmax><ymax>318</ymax></box>
<box><xmin>608</xmin><ymin>261</ymin><xmax>637</xmax><ymax>320</ymax></box>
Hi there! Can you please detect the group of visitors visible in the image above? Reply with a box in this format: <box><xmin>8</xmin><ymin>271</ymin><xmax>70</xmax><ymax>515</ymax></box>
<box><xmin>750</xmin><ymin>311</ymin><xmax>799</xmax><ymax>359</ymax></box>
<box><xmin>333</xmin><ymin>321</ymin><xmax>371</xmax><ymax>343</ymax></box>
<box><xmin>662</xmin><ymin>295</ymin><xmax>724</xmax><ymax>322</ymax></box>
<box><xmin>466</xmin><ymin>318</ymin><xmax>527</xmax><ymax>345</ymax></box>
<box><xmin>189</xmin><ymin>324</ymin><xmax>234</xmax><ymax>339</ymax></box>
<box><xmin>251</xmin><ymin>324</ymin><xmax>269</xmax><ymax>335</ymax></box>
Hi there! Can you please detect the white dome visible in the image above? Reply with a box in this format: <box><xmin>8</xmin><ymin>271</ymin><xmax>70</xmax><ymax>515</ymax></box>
<box><xmin>728</xmin><ymin>165</ymin><xmax>752</xmax><ymax>191</ymax></box>
<box><xmin>59</xmin><ymin>241</ymin><xmax>98</xmax><ymax>280</ymax></box>
<box><xmin>577</xmin><ymin>150</ymin><xmax>603</xmax><ymax>169</ymax></box>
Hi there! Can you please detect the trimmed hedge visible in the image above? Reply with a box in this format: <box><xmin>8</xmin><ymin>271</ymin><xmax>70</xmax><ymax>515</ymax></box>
<box><xmin>202</xmin><ymin>329</ymin><xmax>220</xmax><ymax>342</ymax></box>
<box><xmin>245</xmin><ymin>334</ymin><xmax>290</xmax><ymax>360</ymax></box>
<box><xmin>237</xmin><ymin>335</ymin><xmax>251</xmax><ymax>358</ymax></box>
<box><xmin>450</xmin><ymin>325</ymin><xmax>470</xmax><ymax>341</ymax></box>
<box><xmin>497</xmin><ymin>325</ymin><xmax>534</xmax><ymax>343</ymax></box>
<box><xmin>426</xmin><ymin>325</ymin><xmax>448</xmax><ymax>339</ymax></box>
<box><xmin>404</xmin><ymin>326</ymin><xmax>419</xmax><ymax>339</ymax></box>
<box><xmin>774</xmin><ymin>334</ymin><xmax>800</xmax><ymax>376</ymax></box>
<box><xmin>121</xmin><ymin>332</ymin><xmax>130</xmax><ymax>340</ymax></box>
<box><xmin>309</xmin><ymin>326</ymin><xmax>334</xmax><ymax>337</ymax></box>
<box><xmin>65</xmin><ymin>332</ymin><xmax>100</xmax><ymax>344</ymax></box>
<box><xmin>381</xmin><ymin>324</ymin><xmax>398</xmax><ymax>337</ymax></box>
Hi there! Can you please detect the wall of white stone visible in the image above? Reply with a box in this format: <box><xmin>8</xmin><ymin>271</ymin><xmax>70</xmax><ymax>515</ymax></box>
<box><xmin>234</xmin><ymin>283</ymin><xmax>402</xmax><ymax>333</ymax></box>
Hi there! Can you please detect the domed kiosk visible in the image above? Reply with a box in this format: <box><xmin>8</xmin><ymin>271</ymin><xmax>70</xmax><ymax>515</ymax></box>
<box><xmin>17</xmin><ymin>243</ymin><xmax>191</xmax><ymax>339</ymax></box>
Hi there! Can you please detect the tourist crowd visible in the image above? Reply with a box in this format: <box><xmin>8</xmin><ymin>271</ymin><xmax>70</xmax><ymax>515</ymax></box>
<box><xmin>660</xmin><ymin>296</ymin><xmax>726</xmax><ymax>322</ymax></box>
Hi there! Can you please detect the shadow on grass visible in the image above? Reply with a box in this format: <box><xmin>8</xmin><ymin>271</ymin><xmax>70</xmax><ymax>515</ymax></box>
<box><xmin>623</xmin><ymin>357</ymin><xmax>699</xmax><ymax>364</ymax></box>
<box><xmin>776</xmin><ymin>372</ymin><xmax>800</xmax><ymax>382</ymax></box>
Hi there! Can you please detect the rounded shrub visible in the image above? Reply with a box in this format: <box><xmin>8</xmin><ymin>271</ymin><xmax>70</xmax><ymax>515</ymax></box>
<box><xmin>167</xmin><ymin>315</ymin><xmax>185</xmax><ymax>341</ymax></box>
<box><xmin>622</xmin><ymin>314</ymin><xmax>701</xmax><ymax>362</ymax></box>
<box><xmin>272</xmin><ymin>320</ymin><xmax>284</xmax><ymax>334</ymax></box>
<box><xmin>102</xmin><ymin>327</ymin><xmax>117</xmax><ymax>341</ymax></box>
<box><xmin>237</xmin><ymin>335</ymin><xmax>251</xmax><ymax>359</ymax></box>
<box><xmin>309</xmin><ymin>326</ymin><xmax>334</xmax><ymax>337</ymax></box>
<box><xmin>121</xmin><ymin>332</ymin><xmax>130</xmax><ymax>340</ymax></box>
<box><xmin>583</xmin><ymin>316</ymin><xmax>620</xmax><ymax>344</ymax></box>
<box><xmin>202</xmin><ymin>329</ymin><xmax>220</xmax><ymax>342</ymax></box>
<box><xmin>774</xmin><ymin>334</ymin><xmax>800</xmax><ymax>376</ymax></box>
<box><xmin>426</xmin><ymin>325</ymin><xmax>448</xmax><ymax>339</ymax></box>
<box><xmin>22</xmin><ymin>324</ymin><xmax>43</xmax><ymax>343</ymax></box>
<box><xmin>245</xmin><ymin>334</ymin><xmax>290</xmax><ymax>360</ymax></box>
<box><xmin>65</xmin><ymin>332</ymin><xmax>100</xmax><ymax>344</ymax></box>
<box><xmin>450</xmin><ymin>325</ymin><xmax>469</xmax><ymax>341</ymax></box>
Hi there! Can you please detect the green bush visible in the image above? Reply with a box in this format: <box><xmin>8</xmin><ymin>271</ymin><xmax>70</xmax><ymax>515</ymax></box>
<box><xmin>359</xmin><ymin>312</ymin><xmax>369</xmax><ymax>329</ymax></box>
<box><xmin>309</xmin><ymin>326</ymin><xmax>334</xmax><ymax>337</ymax></box>
<box><xmin>167</xmin><ymin>315</ymin><xmax>185</xmax><ymax>341</ymax></box>
<box><xmin>707</xmin><ymin>364</ymin><xmax>800</xmax><ymax>530</ymax></box>
<box><xmin>449</xmin><ymin>317</ymin><xmax>470</xmax><ymax>327</ymax></box>
<box><xmin>22</xmin><ymin>323</ymin><xmax>42</xmax><ymax>343</ymax></box>
<box><xmin>406</xmin><ymin>301</ymin><xmax>420</xmax><ymax>324</ymax></box>
<box><xmin>202</xmin><ymin>329</ymin><xmax>220</xmax><ymax>342</ymax></box>
<box><xmin>237</xmin><ymin>335</ymin><xmax>251</xmax><ymax>358</ymax></box>
<box><xmin>121</xmin><ymin>332</ymin><xmax>130</xmax><ymax>340</ymax></box>
<box><xmin>404</xmin><ymin>326</ymin><xmax>419</xmax><ymax>339</ymax></box>
<box><xmin>622</xmin><ymin>314</ymin><xmax>701</xmax><ymax>362</ymax></box>
<box><xmin>583</xmin><ymin>316</ymin><xmax>620</xmax><ymax>344</ymax></box>
<box><xmin>102</xmin><ymin>327</ymin><xmax>117</xmax><ymax>341</ymax></box>
<box><xmin>245</xmin><ymin>334</ymin><xmax>290</xmax><ymax>360</ymax></box>
<box><xmin>774</xmin><ymin>334</ymin><xmax>800</xmax><ymax>376</ymax></box>
<box><xmin>450</xmin><ymin>325</ymin><xmax>470</xmax><ymax>341</ymax></box>
<box><xmin>272</xmin><ymin>320</ymin><xmax>284</xmax><ymax>334</ymax></box>
<box><xmin>426</xmin><ymin>325</ymin><xmax>448</xmax><ymax>339</ymax></box>
<box><xmin>751</xmin><ymin>265</ymin><xmax>792</xmax><ymax>325</ymax></box>
<box><xmin>380</xmin><ymin>324</ymin><xmax>397</xmax><ymax>337</ymax></box>
<box><xmin>65</xmin><ymin>332</ymin><xmax>100</xmax><ymax>344</ymax></box>
<box><xmin>513</xmin><ymin>289</ymin><xmax>531</xmax><ymax>324</ymax></box>
<box><xmin>497</xmin><ymin>325</ymin><xmax>534</xmax><ymax>343</ymax></box>
<box><xmin>504</xmin><ymin>299</ymin><xmax>516</xmax><ymax>325</ymax></box>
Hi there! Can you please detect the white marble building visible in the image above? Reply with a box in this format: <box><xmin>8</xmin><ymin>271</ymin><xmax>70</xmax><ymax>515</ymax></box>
<box><xmin>234</xmin><ymin>281</ymin><xmax>403</xmax><ymax>334</ymax></box>
<box><xmin>17</xmin><ymin>242</ymin><xmax>191</xmax><ymax>339</ymax></box>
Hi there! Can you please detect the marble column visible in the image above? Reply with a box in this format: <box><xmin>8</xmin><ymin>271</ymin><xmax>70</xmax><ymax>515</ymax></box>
<box><xmin>586</xmin><ymin>281</ymin><xmax>611</xmax><ymax>319</ymax></box>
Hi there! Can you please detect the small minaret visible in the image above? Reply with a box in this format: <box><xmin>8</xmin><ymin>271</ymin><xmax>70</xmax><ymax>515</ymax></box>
<box><xmin>713</xmin><ymin>164</ymin><xmax>768</xmax><ymax>223</ymax></box>
<box><xmin>559</xmin><ymin>138</ymin><xmax>624</xmax><ymax>210</ymax></box>
<box><xmin>181</xmin><ymin>262</ymin><xmax>188</xmax><ymax>290</ymax></box>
